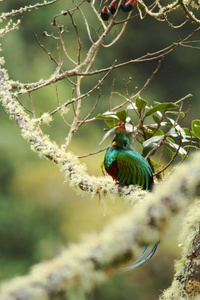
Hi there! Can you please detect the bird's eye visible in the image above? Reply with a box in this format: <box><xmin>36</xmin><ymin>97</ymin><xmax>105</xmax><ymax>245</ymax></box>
<box><xmin>123</xmin><ymin>141</ymin><xmax>127</xmax><ymax>147</ymax></box>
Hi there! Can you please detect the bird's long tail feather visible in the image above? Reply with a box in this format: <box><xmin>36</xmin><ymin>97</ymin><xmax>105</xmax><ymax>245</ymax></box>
<box><xmin>122</xmin><ymin>243</ymin><xmax>159</xmax><ymax>272</ymax></box>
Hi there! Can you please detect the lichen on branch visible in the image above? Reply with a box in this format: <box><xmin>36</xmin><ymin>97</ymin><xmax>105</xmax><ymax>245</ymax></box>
<box><xmin>1</xmin><ymin>66</ymin><xmax>200</xmax><ymax>300</ymax></box>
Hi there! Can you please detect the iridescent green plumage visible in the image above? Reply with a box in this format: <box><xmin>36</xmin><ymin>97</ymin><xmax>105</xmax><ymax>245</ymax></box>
<box><xmin>104</xmin><ymin>130</ymin><xmax>153</xmax><ymax>190</ymax></box>
<box><xmin>104</xmin><ymin>128</ymin><xmax>157</xmax><ymax>270</ymax></box>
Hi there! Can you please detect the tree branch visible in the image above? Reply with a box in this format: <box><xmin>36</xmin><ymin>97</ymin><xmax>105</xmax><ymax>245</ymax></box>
<box><xmin>0</xmin><ymin>129</ymin><xmax>199</xmax><ymax>299</ymax></box>
<box><xmin>0</xmin><ymin>66</ymin><xmax>142</xmax><ymax>198</ymax></box>
<box><xmin>1</xmin><ymin>60</ymin><xmax>200</xmax><ymax>300</ymax></box>
<box><xmin>160</xmin><ymin>201</ymin><xmax>200</xmax><ymax>300</ymax></box>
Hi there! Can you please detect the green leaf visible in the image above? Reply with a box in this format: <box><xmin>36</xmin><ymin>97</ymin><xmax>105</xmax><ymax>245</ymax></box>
<box><xmin>164</xmin><ymin>146</ymin><xmax>174</xmax><ymax>158</ymax></box>
<box><xmin>142</xmin><ymin>145</ymin><xmax>156</xmax><ymax>157</ymax></box>
<box><xmin>166</xmin><ymin>111</ymin><xmax>185</xmax><ymax>117</ymax></box>
<box><xmin>146</xmin><ymin>124</ymin><xmax>157</xmax><ymax>129</ymax></box>
<box><xmin>95</xmin><ymin>113</ymin><xmax>119</xmax><ymax>121</ymax></box>
<box><xmin>153</xmin><ymin>129</ymin><xmax>164</xmax><ymax>136</ymax></box>
<box><xmin>167</xmin><ymin>123</ymin><xmax>186</xmax><ymax>139</ymax></box>
<box><xmin>99</xmin><ymin>127</ymin><xmax>116</xmax><ymax>145</ymax></box>
<box><xmin>135</xmin><ymin>95</ymin><xmax>148</xmax><ymax>111</ymax></box>
<box><xmin>100</xmin><ymin>161</ymin><xmax>104</xmax><ymax>169</ymax></box>
<box><xmin>105</xmin><ymin>119</ymin><xmax>115</xmax><ymax>128</ymax></box>
<box><xmin>144</xmin><ymin>103</ymin><xmax>179</xmax><ymax>117</ymax></box>
<box><xmin>178</xmin><ymin>146</ymin><xmax>187</xmax><ymax>156</ymax></box>
<box><xmin>169</xmin><ymin>128</ymin><xmax>179</xmax><ymax>137</ymax></box>
<box><xmin>166</xmin><ymin>137</ymin><xmax>187</xmax><ymax>156</ymax></box>
<box><xmin>174</xmin><ymin>93</ymin><xmax>193</xmax><ymax>104</ymax></box>
<box><xmin>136</xmin><ymin>2</ymin><xmax>143</xmax><ymax>9</ymax></box>
<box><xmin>142</xmin><ymin>135</ymin><xmax>164</xmax><ymax>156</ymax></box>
<box><xmin>116</xmin><ymin>110</ymin><xmax>127</xmax><ymax>122</ymax></box>
<box><xmin>112</xmin><ymin>91</ymin><xmax>127</xmax><ymax>101</ymax></box>
<box><xmin>152</xmin><ymin>115</ymin><xmax>161</xmax><ymax>124</ymax></box>
<box><xmin>182</xmin><ymin>128</ymin><xmax>194</xmax><ymax>142</ymax></box>
<box><xmin>127</xmin><ymin>102</ymin><xmax>137</xmax><ymax>110</ymax></box>
<box><xmin>96</xmin><ymin>110</ymin><xmax>128</xmax><ymax>127</ymax></box>
<box><xmin>146</xmin><ymin>126</ymin><xmax>164</xmax><ymax>136</ymax></box>
<box><xmin>149</xmin><ymin>159</ymin><xmax>159</xmax><ymax>170</ymax></box>
<box><xmin>183</xmin><ymin>128</ymin><xmax>191</xmax><ymax>136</ymax></box>
<box><xmin>192</xmin><ymin>119</ymin><xmax>200</xmax><ymax>138</ymax></box>
<box><xmin>149</xmin><ymin>121</ymin><xmax>168</xmax><ymax>128</ymax></box>
<box><xmin>167</xmin><ymin>118</ymin><xmax>186</xmax><ymax>137</ymax></box>
<box><xmin>143</xmin><ymin>135</ymin><xmax>164</xmax><ymax>148</ymax></box>
<box><xmin>167</xmin><ymin>137</ymin><xmax>175</xmax><ymax>144</ymax></box>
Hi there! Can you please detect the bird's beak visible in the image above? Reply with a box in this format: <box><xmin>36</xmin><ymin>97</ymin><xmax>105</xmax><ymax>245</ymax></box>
<box><xmin>112</xmin><ymin>141</ymin><xmax>117</xmax><ymax>146</ymax></box>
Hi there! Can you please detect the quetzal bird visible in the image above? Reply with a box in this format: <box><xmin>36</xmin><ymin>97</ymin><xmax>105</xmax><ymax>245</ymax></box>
<box><xmin>104</xmin><ymin>129</ymin><xmax>153</xmax><ymax>190</ymax></box>
<box><xmin>104</xmin><ymin>126</ymin><xmax>158</xmax><ymax>270</ymax></box>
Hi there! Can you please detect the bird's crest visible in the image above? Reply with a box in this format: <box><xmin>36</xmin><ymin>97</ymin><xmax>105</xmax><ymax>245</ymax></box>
<box><xmin>116</xmin><ymin>117</ymin><xmax>134</xmax><ymax>133</ymax></box>
<box><xmin>99</xmin><ymin>117</ymin><xmax>134</xmax><ymax>145</ymax></box>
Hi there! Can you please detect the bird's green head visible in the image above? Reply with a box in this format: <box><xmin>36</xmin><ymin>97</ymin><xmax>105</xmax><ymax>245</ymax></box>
<box><xmin>112</xmin><ymin>130</ymin><xmax>133</xmax><ymax>150</ymax></box>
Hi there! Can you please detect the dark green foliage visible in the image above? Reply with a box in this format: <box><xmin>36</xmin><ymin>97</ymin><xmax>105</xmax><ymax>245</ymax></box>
<box><xmin>192</xmin><ymin>119</ymin><xmax>200</xmax><ymax>138</ymax></box>
<box><xmin>0</xmin><ymin>195</ymin><xmax>63</xmax><ymax>279</ymax></box>
<box><xmin>135</xmin><ymin>96</ymin><xmax>148</xmax><ymax>112</ymax></box>
<box><xmin>97</xmin><ymin>94</ymin><xmax>199</xmax><ymax>177</ymax></box>
<box><xmin>0</xmin><ymin>152</ymin><xmax>64</xmax><ymax>280</ymax></box>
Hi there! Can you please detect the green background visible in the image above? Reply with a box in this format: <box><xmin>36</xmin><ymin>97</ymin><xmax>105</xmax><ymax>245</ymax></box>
<box><xmin>0</xmin><ymin>0</ymin><xmax>200</xmax><ymax>299</ymax></box>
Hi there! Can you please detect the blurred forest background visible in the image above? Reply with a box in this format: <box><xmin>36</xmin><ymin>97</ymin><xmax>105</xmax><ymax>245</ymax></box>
<box><xmin>0</xmin><ymin>0</ymin><xmax>200</xmax><ymax>299</ymax></box>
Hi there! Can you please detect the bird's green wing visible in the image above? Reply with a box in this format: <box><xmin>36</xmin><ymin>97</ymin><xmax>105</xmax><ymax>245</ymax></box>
<box><xmin>116</xmin><ymin>150</ymin><xmax>153</xmax><ymax>189</ymax></box>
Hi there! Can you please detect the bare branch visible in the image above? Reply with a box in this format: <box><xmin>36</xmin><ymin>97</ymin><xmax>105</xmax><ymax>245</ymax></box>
<box><xmin>48</xmin><ymin>61</ymin><xmax>115</xmax><ymax>120</ymax></box>
<box><xmin>1</xmin><ymin>66</ymin><xmax>122</xmax><ymax>196</ymax></box>
<box><xmin>180</xmin><ymin>0</ymin><xmax>200</xmax><ymax>25</ymax></box>
<box><xmin>130</xmin><ymin>57</ymin><xmax>163</xmax><ymax>100</ymax></box>
<box><xmin>0</xmin><ymin>0</ymin><xmax>58</xmax><ymax>20</ymax></box>
<box><xmin>1</xmin><ymin>1</ymin><xmax>200</xmax><ymax>299</ymax></box>
<box><xmin>78</xmin><ymin>146</ymin><xmax>108</xmax><ymax>158</ymax></box>
<box><xmin>34</xmin><ymin>33</ymin><xmax>59</xmax><ymax>67</ymax></box>
<box><xmin>10</xmin><ymin>26</ymin><xmax>200</xmax><ymax>93</ymax></box>
<box><xmin>78</xmin><ymin>93</ymin><xmax>101</xmax><ymax>128</ymax></box>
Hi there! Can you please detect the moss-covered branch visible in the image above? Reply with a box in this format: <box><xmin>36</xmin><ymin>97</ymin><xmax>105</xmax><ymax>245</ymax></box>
<box><xmin>1</xmin><ymin>1</ymin><xmax>200</xmax><ymax>298</ymax></box>
<box><xmin>0</xmin><ymin>66</ymin><xmax>148</xmax><ymax>202</ymax></box>
<box><xmin>1</xmin><ymin>66</ymin><xmax>200</xmax><ymax>299</ymax></box>
<box><xmin>0</xmin><ymin>146</ymin><xmax>199</xmax><ymax>299</ymax></box>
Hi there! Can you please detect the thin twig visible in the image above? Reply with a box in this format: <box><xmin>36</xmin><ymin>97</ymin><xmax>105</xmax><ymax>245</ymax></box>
<box><xmin>130</xmin><ymin>57</ymin><xmax>163</xmax><ymax>100</ymax></box>
<box><xmin>49</xmin><ymin>60</ymin><xmax>117</xmax><ymax>117</ymax></box>
<box><xmin>154</xmin><ymin>134</ymin><xmax>183</xmax><ymax>176</ymax></box>
<box><xmin>78</xmin><ymin>93</ymin><xmax>101</xmax><ymax>128</ymax></box>
<box><xmin>11</xmin><ymin>27</ymin><xmax>200</xmax><ymax>92</ymax></box>
<box><xmin>78</xmin><ymin>146</ymin><xmax>108</xmax><ymax>158</ymax></box>
<box><xmin>28</xmin><ymin>92</ymin><xmax>44</xmax><ymax>136</ymax></box>
<box><xmin>68</xmin><ymin>10</ymin><xmax>83</xmax><ymax>63</ymax></box>
<box><xmin>180</xmin><ymin>0</ymin><xmax>200</xmax><ymax>25</ymax></box>
<box><xmin>0</xmin><ymin>0</ymin><xmax>58</xmax><ymax>20</ymax></box>
<box><xmin>34</xmin><ymin>33</ymin><xmax>59</xmax><ymax>66</ymax></box>
<box><xmin>55</xmin><ymin>86</ymin><xmax>70</xmax><ymax>126</ymax></box>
